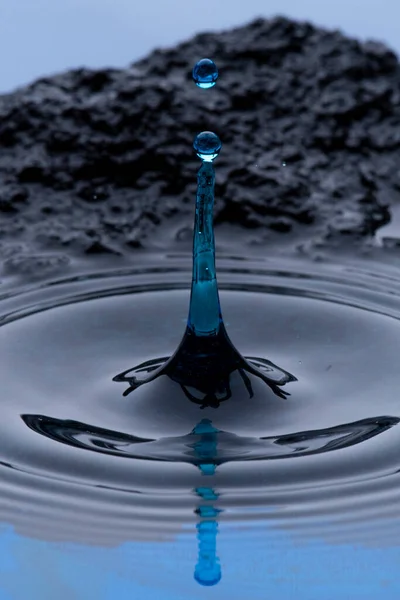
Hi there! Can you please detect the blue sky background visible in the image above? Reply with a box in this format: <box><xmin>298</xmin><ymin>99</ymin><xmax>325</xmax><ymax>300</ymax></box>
<box><xmin>0</xmin><ymin>0</ymin><xmax>399</xmax><ymax>93</ymax></box>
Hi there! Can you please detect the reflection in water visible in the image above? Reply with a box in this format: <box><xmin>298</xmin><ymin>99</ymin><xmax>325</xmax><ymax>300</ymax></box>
<box><xmin>192</xmin><ymin>420</ymin><xmax>221</xmax><ymax>586</ymax></box>
<box><xmin>194</xmin><ymin>488</ymin><xmax>221</xmax><ymax>586</ymax></box>
<box><xmin>21</xmin><ymin>413</ymin><xmax>400</xmax><ymax>587</ymax></box>
<box><xmin>21</xmin><ymin>414</ymin><xmax>400</xmax><ymax>463</ymax></box>
<box><xmin>15</xmin><ymin>411</ymin><xmax>400</xmax><ymax>589</ymax></box>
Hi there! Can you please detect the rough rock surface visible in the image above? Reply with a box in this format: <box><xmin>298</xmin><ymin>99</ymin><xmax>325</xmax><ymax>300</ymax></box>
<box><xmin>1</xmin><ymin>17</ymin><xmax>400</xmax><ymax>273</ymax></box>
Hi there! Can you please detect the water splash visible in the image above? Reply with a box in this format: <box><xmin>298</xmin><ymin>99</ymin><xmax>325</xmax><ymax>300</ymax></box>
<box><xmin>113</xmin><ymin>123</ymin><xmax>296</xmax><ymax>409</ymax></box>
<box><xmin>192</xmin><ymin>58</ymin><xmax>219</xmax><ymax>89</ymax></box>
<box><xmin>112</xmin><ymin>59</ymin><xmax>296</xmax><ymax>408</ymax></box>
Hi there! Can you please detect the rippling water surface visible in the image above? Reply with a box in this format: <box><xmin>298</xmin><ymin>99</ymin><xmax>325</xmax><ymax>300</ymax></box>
<box><xmin>1</xmin><ymin>253</ymin><xmax>400</xmax><ymax>598</ymax></box>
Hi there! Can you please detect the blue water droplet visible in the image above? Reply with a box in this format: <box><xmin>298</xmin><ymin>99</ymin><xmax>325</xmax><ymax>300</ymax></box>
<box><xmin>193</xmin><ymin>132</ymin><xmax>221</xmax><ymax>162</ymax></box>
<box><xmin>192</xmin><ymin>58</ymin><xmax>218</xmax><ymax>89</ymax></box>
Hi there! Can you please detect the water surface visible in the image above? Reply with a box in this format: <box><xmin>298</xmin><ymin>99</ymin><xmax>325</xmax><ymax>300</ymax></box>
<box><xmin>1</xmin><ymin>253</ymin><xmax>400</xmax><ymax>597</ymax></box>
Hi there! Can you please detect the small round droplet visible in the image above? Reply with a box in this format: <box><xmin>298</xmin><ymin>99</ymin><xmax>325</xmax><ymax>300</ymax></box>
<box><xmin>192</xmin><ymin>59</ymin><xmax>218</xmax><ymax>89</ymax></box>
<box><xmin>282</xmin><ymin>162</ymin><xmax>287</xmax><ymax>167</ymax></box>
<box><xmin>193</xmin><ymin>132</ymin><xmax>221</xmax><ymax>162</ymax></box>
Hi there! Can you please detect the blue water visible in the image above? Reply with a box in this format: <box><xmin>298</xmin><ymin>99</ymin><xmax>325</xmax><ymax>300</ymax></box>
<box><xmin>1</xmin><ymin>54</ymin><xmax>400</xmax><ymax>600</ymax></box>
<box><xmin>2</xmin><ymin>257</ymin><xmax>400</xmax><ymax>597</ymax></box>
<box><xmin>1</xmin><ymin>523</ymin><xmax>399</xmax><ymax>599</ymax></box>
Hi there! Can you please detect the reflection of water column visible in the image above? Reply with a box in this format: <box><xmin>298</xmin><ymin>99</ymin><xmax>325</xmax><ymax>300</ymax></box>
<box><xmin>194</xmin><ymin>487</ymin><xmax>221</xmax><ymax>586</ymax></box>
<box><xmin>192</xmin><ymin>419</ymin><xmax>222</xmax><ymax>586</ymax></box>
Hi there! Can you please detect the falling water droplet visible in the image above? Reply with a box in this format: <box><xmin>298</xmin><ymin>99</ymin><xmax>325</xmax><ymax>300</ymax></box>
<box><xmin>192</xmin><ymin>58</ymin><xmax>219</xmax><ymax>89</ymax></box>
<box><xmin>193</xmin><ymin>131</ymin><xmax>221</xmax><ymax>163</ymax></box>
<box><xmin>282</xmin><ymin>162</ymin><xmax>287</xmax><ymax>167</ymax></box>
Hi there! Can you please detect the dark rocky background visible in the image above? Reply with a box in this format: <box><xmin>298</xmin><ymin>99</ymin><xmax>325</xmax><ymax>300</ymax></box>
<box><xmin>1</xmin><ymin>16</ymin><xmax>400</xmax><ymax>276</ymax></box>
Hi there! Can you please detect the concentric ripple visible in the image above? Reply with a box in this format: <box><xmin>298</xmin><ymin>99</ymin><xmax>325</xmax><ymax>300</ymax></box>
<box><xmin>2</xmin><ymin>255</ymin><xmax>400</xmax><ymax>545</ymax></box>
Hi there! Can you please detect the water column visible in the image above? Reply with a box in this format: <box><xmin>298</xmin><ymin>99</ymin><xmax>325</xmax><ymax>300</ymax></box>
<box><xmin>187</xmin><ymin>59</ymin><xmax>222</xmax><ymax>336</ymax></box>
<box><xmin>187</xmin><ymin>134</ymin><xmax>223</xmax><ymax>336</ymax></box>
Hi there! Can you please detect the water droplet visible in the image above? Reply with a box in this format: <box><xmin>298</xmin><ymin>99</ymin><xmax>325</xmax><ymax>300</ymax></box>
<box><xmin>192</xmin><ymin>58</ymin><xmax>218</xmax><ymax>89</ymax></box>
<box><xmin>193</xmin><ymin>131</ymin><xmax>221</xmax><ymax>162</ymax></box>
<box><xmin>282</xmin><ymin>162</ymin><xmax>287</xmax><ymax>167</ymax></box>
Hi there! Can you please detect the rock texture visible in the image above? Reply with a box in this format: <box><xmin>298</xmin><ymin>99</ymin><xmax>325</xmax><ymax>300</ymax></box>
<box><xmin>1</xmin><ymin>17</ymin><xmax>400</xmax><ymax>272</ymax></box>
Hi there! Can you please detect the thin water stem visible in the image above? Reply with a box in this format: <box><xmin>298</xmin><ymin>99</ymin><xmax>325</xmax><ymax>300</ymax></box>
<box><xmin>187</xmin><ymin>162</ymin><xmax>222</xmax><ymax>336</ymax></box>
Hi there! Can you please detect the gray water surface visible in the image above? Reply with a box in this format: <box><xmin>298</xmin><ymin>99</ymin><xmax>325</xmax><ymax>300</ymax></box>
<box><xmin>1</xmin><ymin>253</ymin><xmax>400</xmax><ymax>598</ymax></box>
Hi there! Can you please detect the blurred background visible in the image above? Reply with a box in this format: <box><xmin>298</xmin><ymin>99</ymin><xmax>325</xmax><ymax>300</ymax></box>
<box><xmin>0</xmin><ymin>0</ymin><xmax>398</xmax><ymax>93</ymax></box>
